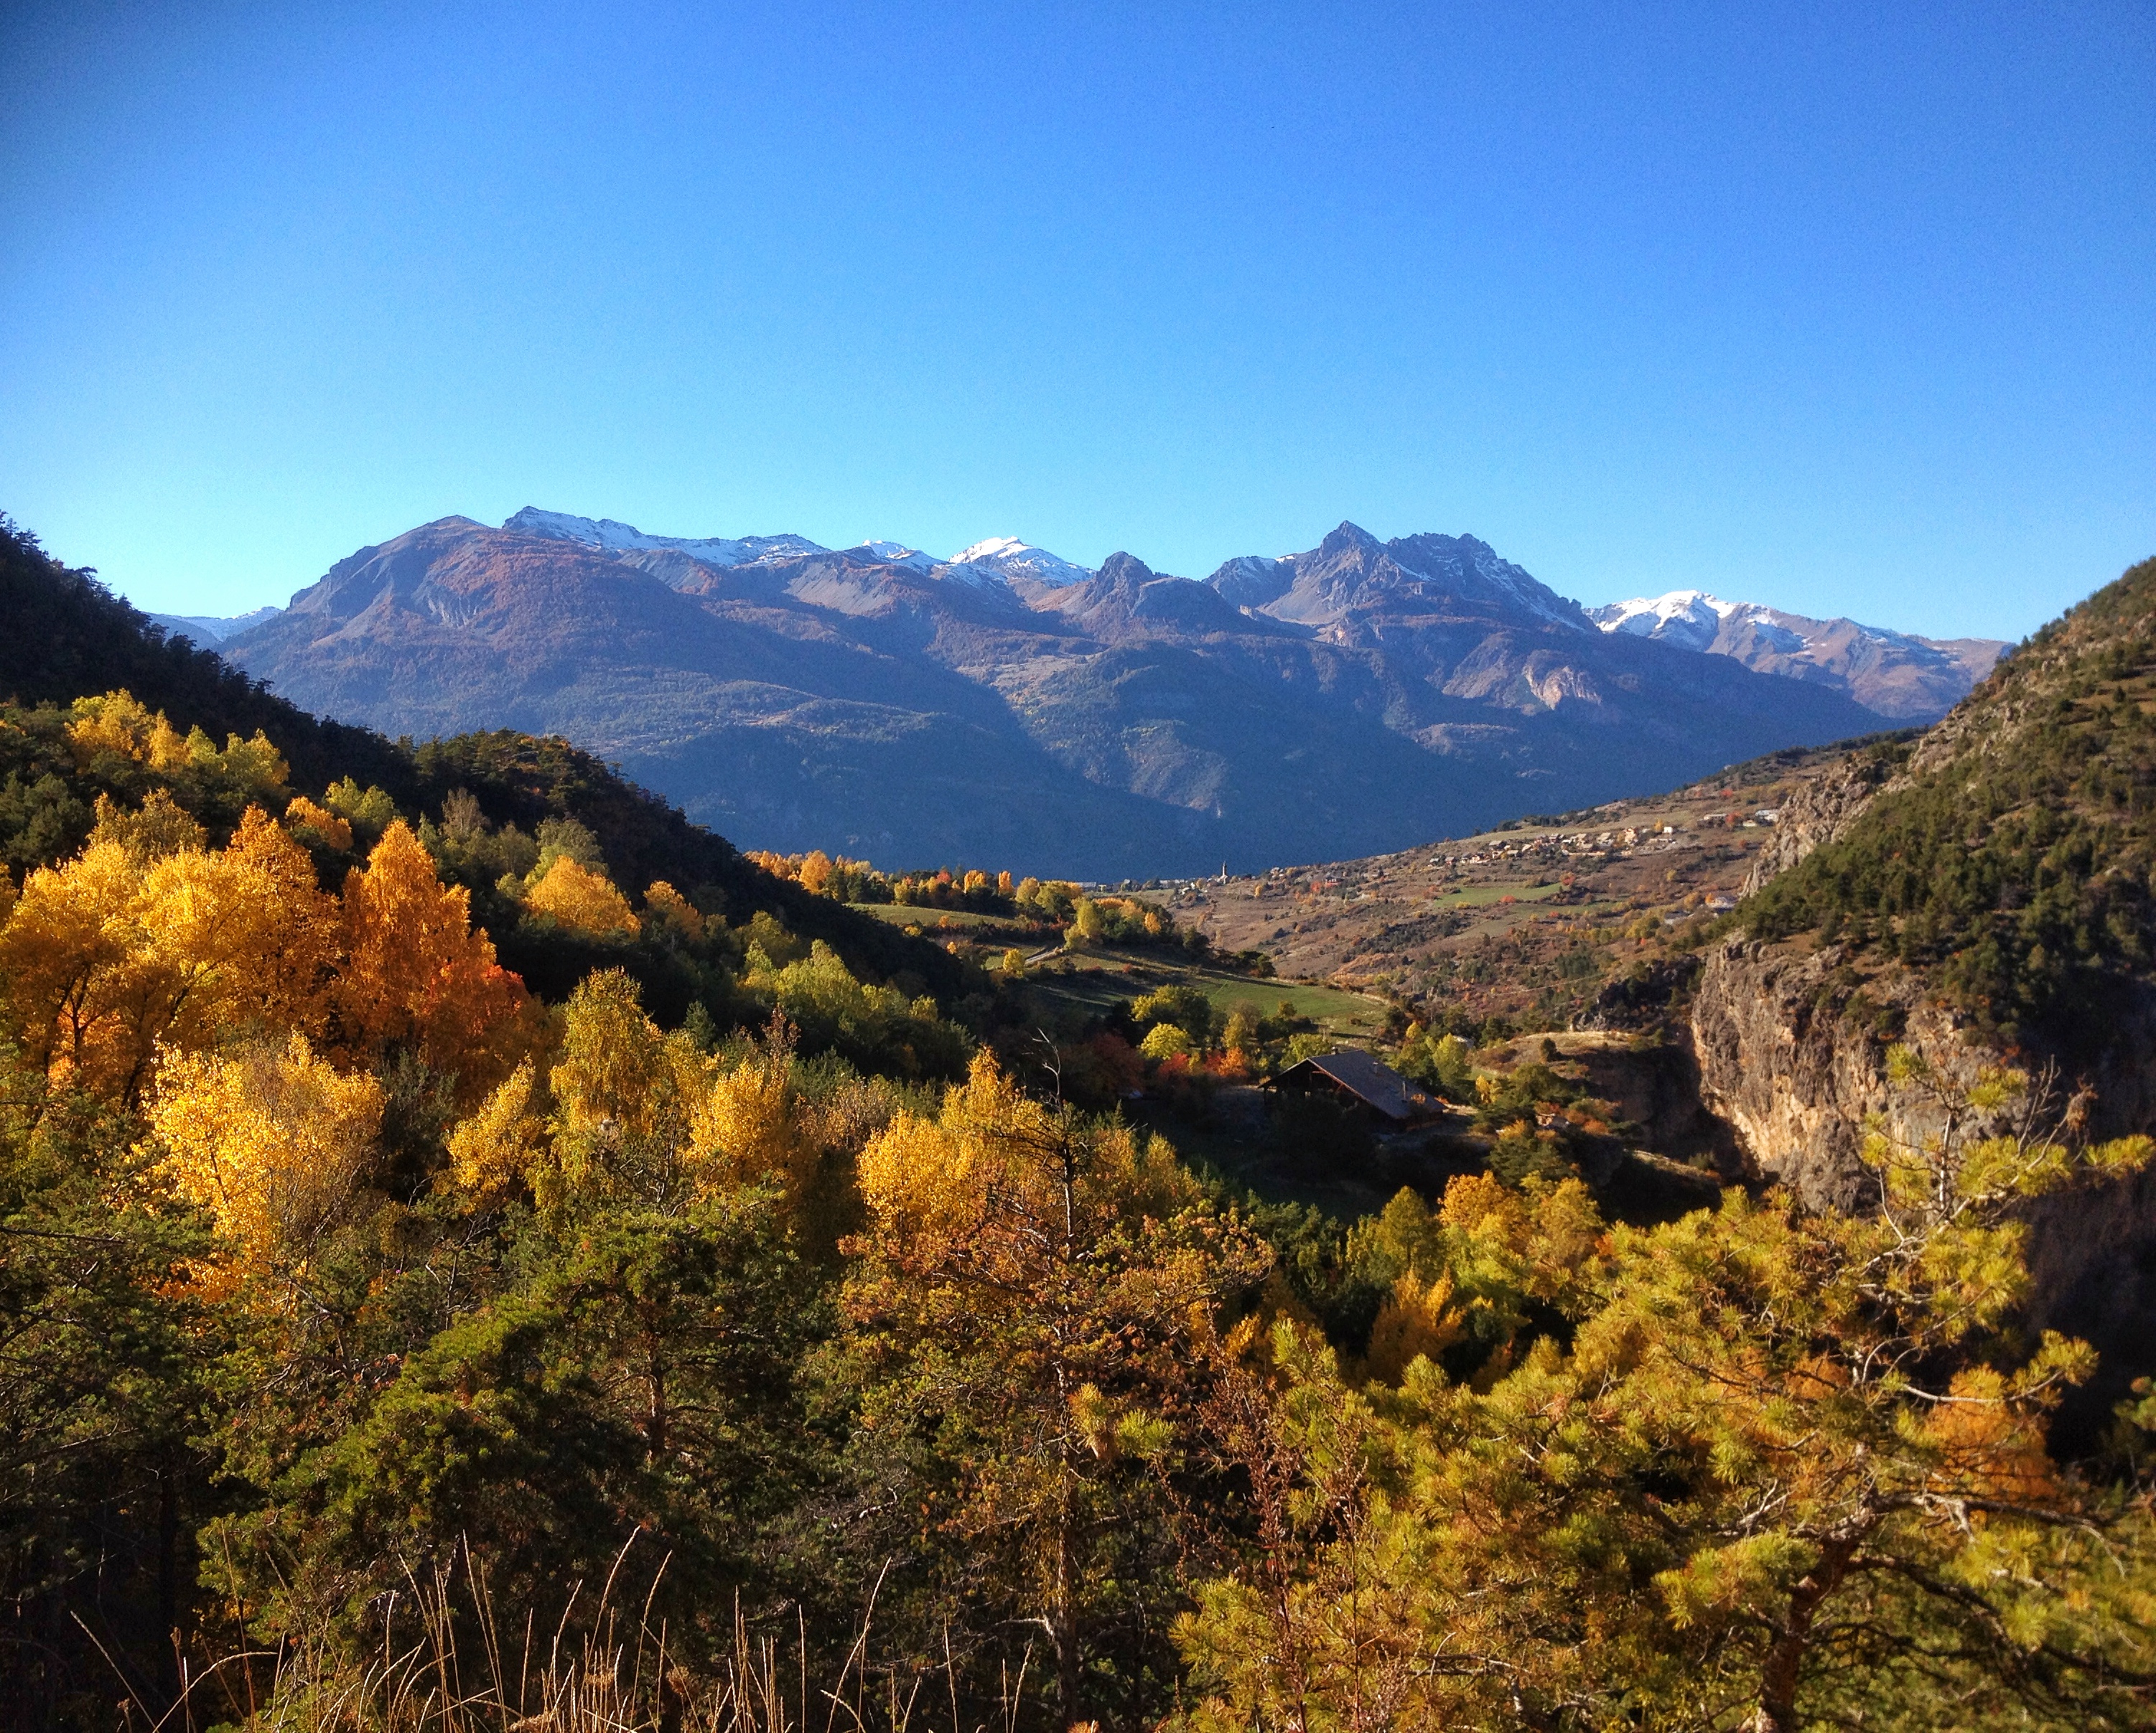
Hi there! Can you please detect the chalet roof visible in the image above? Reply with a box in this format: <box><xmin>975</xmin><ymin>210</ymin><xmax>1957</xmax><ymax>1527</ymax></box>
<box><xmin>1268</xmin><ymin>1049</ymin><xmax>1429</xmax><ymax>1122</ymax></box>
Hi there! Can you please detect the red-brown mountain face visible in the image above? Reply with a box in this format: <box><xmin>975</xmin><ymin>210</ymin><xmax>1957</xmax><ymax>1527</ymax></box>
<box><xmin>224</xmin><ymin>513</ymin><xmax>1894</xmax><ymax>876</ymax></box>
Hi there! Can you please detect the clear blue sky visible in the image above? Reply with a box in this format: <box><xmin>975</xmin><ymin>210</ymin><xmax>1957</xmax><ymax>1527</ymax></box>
<box><xmin>2</xmin><ymin>1</ymin><xmax>2150</xmax><ymax>640</ymax></box>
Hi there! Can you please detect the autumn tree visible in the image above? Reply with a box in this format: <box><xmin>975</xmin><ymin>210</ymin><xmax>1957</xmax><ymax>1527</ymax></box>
<box><xmin>525</xmin><ymin>854</ymin><xmax>640</xmax><ymax>937</ymax></box>
<box><xmin>846</xmin><ymin>1051</ymin><xmax>1270</xmax><ymax>1724</ymax></box>
<box><xmin>445</xmin><ymin>1058</ymin><xmax>547</xmax><ymax>1199</ymax></box>
<box><xmin>339</xmin><ymin>820</ymin><xmax>531</xmax><ymax>1102</ymax></box>
<box><xmin>0</xmin><ymin>807</ymin><xmax>337</xmax><ymax>1104</ymax></box>
<box><xmin>643</xmin><ymin>879</ymin><xmax>705</xmax><ymax>942</ymax></box>
<box><xmin>151</xmin><ymin>1032</ymin><xmax>385</xmax><ymax>1292</ymax></box>
<box><xmin>1176</xmin><ymin>1059</ymin><xmax>2156</xmax><ymax>1732</ymax></box>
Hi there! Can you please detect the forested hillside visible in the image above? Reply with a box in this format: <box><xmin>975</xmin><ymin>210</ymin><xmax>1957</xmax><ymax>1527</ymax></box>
<box><xmin>1743</xmin><ymin>555</ymin><xmax>2156</xmax><ymax>1057</ymax></box>
<box><xmin>4</xmin><ymin>518</ymin><xmax>2155</xmax><ymax>1733</ymax></box>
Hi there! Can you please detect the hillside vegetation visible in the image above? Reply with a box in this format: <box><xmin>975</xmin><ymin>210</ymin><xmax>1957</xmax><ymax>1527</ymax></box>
<box><xmin>4</xmin><ymin>518</ymin><xmax>2155</xmax><ymax>1733</ymax></box>
<box><xmin>1745</xmin><ymin>556</ymin><xmax>2156</xmax><ymax>1053</ymax></box>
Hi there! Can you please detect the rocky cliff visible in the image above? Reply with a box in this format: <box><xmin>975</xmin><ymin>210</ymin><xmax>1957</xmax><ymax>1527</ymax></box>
<box><xmin>1690</xmin><ymin>554</ymin><xmax>2156</xmax><ymax>1442</ymax></box>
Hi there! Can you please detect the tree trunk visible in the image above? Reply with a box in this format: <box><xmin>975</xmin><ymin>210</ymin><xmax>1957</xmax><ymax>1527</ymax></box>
<box><xmin>1754</xmin><ymin>1540</ymin><xmax>1854</xmax><ymax>1733</ymax></box>
<box><xmin>646</xmin><ymin>1354</ymin><xmax>668</xmax><ymax>1459</ymax></box>
<box><xmin>158</xmin><ymin>1454</ymin><xmax>181</xmax><ymax>1701</ymax></box>
<box><xmin>1053</xmin><ymin>1476</ymin><xmax>1081</xmax><ymax>1727</ymax></box>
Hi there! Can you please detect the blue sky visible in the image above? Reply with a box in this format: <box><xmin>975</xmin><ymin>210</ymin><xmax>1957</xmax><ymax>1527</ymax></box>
<box><xmin>1</xmin><ymin>1</ymin><xmax>2149</xmax><ymax>640</ymax></box>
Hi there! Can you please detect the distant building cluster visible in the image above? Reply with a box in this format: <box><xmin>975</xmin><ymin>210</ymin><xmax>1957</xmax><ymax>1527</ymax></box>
<box><xmin>1423</xmin><ymin>822</ymin><xmax>1686</xmax><ymax>869</ymax></box>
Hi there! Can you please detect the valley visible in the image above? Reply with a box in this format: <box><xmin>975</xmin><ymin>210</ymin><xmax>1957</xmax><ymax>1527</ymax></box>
<box><xmin>1178</xmin><ymin>738</ymin><xmax>1867</xmax><ymax>1023</ymax></box>
<box><xmin>6</xmin><ymin>513</ymin><xmax>2154</xmax><ymax>1733</ymax></box>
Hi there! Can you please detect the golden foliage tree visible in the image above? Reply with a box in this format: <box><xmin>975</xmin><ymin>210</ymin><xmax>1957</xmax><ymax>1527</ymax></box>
<box><xmin>642</xmin><ymin>879</ymin><xmax>704</xmax><ymax>941</ymax></box>
<box><xmin>67</xmin><ymin>689</ymin><xmax>289</xmax><ymax>801</ymax></box>
<box><xmin>282</xmin><ymin>794</ymin><xmax>353</xmax><ymax>853</ymax></box>
<box><xmin>88</xmin><ymin>788</ymin><xmax>207</xmax><ymax>861</ymax></box>
<box><xmin>686</xmin><ymin>1021</ymin><xmax>813</xmax><ymax>1200</ymax></box>
<box><xmin>339</xmin><ymin>820</ymin><xmax>531</xmax><ymax>1099</ymax></box>
<box><xmin>849</xmin><ymin>1051</ymin><xmax>1268</xmax><ymax>1722</ymax></box>
<box><xmin>543</xmin><ymin>971</ymin><xmax>813</xmax><ymax>1212</ymax></box>
<box><xmin>525</xmin><ymin>856</ymin><xmax>640</xmax><ymax>936</ymax></box>
<box><xmin>150</xmin><ymin>1032</ymin><xmax>384</xmax><ymax>1289</ymax></box>
<box><xmin>546</xmin><ymin>967</ymin><xmax>708</xmax><ymax>1205</ymax></box>
<box><xmin>0</xmin><ymin>808</ymin><xmax>337</xmax><ymax>1103</ymax></box>
<box><xmin>445</xmin><ymin>1058</ymin><xmax>548</xmax><ymax>1200</ymax></box>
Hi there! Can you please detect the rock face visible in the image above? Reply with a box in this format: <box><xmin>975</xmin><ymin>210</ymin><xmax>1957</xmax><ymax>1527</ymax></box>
<box><xmin>1693</xmin><ymin>940</ymin><xmax>1931</xmax><ymax>1208</ymax></box>
<box><xmin>1696</xmin><ymin>915</ymin><xmax>2156</xmax><ymax>1443</ymax></box>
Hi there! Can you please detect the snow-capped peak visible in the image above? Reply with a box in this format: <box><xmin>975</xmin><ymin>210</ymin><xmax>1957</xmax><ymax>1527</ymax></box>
<box><xmin>846</xmin><ymin>539</ymin><xmax>946</xmax><ymax>574</ymax></box>
<box><xmin>950</xmin><ymin>537</ymin><xmax>1094</xmax><ymax>587</ymax></box>
<box><xmin>504</xmin><ymin>508</ymin><xmax>826</xmax><ymax>568</ymax></box>
<box><xmin>1587</xmin><ymin>590</ymin><xmax>1752</xmax><ymax>652</ymax></box>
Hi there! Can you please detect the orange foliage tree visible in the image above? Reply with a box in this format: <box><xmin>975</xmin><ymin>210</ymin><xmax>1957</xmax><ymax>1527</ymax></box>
<box><xmin>338</xmin><ymin>821</ymin><xmax>532</xmax><ymax>1101</ymax></box>
<box><xmin>524</xmin><ymin>856</ymin><xmax>640</xmax><ymax>936</ymax></box>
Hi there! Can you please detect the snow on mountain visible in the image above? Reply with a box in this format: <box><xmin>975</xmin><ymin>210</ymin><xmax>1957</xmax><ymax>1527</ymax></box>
<box><xmin>1591</xmin><ymin>589</ymin><xmax>1886</xmax><ymax>655</ymax></box>
<box><xmin>846</xmin><ymin>540</ymin><xmax>945</xmax><ymax>574</ymax></box>
<box><xmin>1588</xmin><ymin>590</ymin><xmax>1742</xmax><ymax>652</ymax></box>
<box><xmin>1587</xmin><ymin>589</ymin><xmax>2008</xmax><ymax>720</ymax></box>
<box><xmin>503</xmin><ymin>508</ymin><xmax>826</xmax><ymax>567</ymax></box>
<box><xmin>950</xmin><ymin>536</ymin><xmax>1095</xmax><ymax>587</ymax></box>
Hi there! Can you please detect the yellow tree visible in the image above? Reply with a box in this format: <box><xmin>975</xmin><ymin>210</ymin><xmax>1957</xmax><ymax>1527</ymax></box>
<box><xmin>541</xmin><ymin>970</ymin><xmax>813</xmax><ymax>1212</ymax></box>
<box><xmin>339</xmin><ymin>821</ymin><xmax>532</xmax><ymax>1101</ymax></box>
<box><xmin>150</xmin><ymin>1032</ymin><xmax>385</xmax><ymax>1293</ymax></box>
<box><xmin>849</xmin><ymin>1051</ymin><xmax>1269</xmax><ymax>1723</ymax></box>
<box><xmin>643</xmin><ymin>880</ymin><xmax>704</xmax><ymax>942</ymax></box>
<box><xmin>0</xmin><ymin>839</ymin><xmax>145</xmax><ymax>1098</ymax></box>
<box><xmin>0</xmin><ymin>808</ymin><xmax>337</xmax><ymax>1103</ymax></box>
<box><xmin>525</xmin><ymin>855</ymin><xmax>640</xmax><ymax>936</ymax></box>
<box><xmin>66</xmin><ymin>690</ymin><xmax>290</xmax><ymax>805</ymax></box>
<box><xmin>686</xmin><ymin>1021</ymin><xmax>813</xmax><ymax>1201</ymax></box>
<box><xmin>445</xmin><ymin>1059</ymin><xmax>548</xmax><ymax>1199</ymax></box>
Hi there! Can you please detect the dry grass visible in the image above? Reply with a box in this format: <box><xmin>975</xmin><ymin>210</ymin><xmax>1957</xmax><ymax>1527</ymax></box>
<box><xmin>136</xmin><ymin>1543</ymin><xmax>1032</xmax><ymax>1733</ymax></box>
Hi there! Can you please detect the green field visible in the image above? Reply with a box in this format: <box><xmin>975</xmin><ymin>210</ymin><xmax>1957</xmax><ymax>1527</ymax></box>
<box><xmin>1021</xmin><ymin>950</ymin><xmax>1385</xmax><ymax>1037</ymax></box>
<box><xmin>1427</xmin><ymin>880</ymin><xmax>1563</xmax><ymax>909</ymax></box>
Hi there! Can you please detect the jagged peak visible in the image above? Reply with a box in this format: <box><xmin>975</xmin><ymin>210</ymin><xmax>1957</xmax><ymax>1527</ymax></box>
<box><xmin>1093</xmin><ymin>551</ymin><xmax>1157</xmax><ymax>585</ymax></box>
<box><xmin>1318</xmin><ymin>521</ymin><xmax>1382</xmax><ymax>558</ymax></box>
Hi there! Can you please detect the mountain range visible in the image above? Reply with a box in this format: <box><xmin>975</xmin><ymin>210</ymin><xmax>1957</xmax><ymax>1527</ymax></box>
<box><xmin>1588</xmin><ymin>590</ymin><xmax>2005</xmax><ymax>720</ymax></box>
<box><xmin>202</xmin><ymin>510</ymin><xmax>1994</xmax><ymax>876</ymax></box>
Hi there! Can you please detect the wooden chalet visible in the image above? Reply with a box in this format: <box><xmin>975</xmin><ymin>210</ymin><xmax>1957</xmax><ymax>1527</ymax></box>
<box><xmin>1264</xmin><ymin>1049</ymin><xmax>1437</xmax><ymax>1125</ymax></box>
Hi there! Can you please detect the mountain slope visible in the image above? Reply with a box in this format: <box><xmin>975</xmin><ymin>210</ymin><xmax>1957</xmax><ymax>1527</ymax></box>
<box><xmin>1691</xmin><ymin>553</ymin><xmax>2156</xmax><ymax>1440</ymax></box>
<box><xmin>0</xmin><ymin>514</ymin><xmax>966</xmax><ymax>999</ymax></box>
<box><xmin>1590</xmin><ymin>589</ymin><xmax>2007</xmax><ymax>719</ymax></box>
<box><xmin>219</xmin><ymin>513</ymin><xmax>1895</xmax><ymax>875</ymax></box>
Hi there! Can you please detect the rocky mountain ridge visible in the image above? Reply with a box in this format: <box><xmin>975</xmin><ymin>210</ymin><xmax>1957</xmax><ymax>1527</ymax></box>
<box><xmin>1592</xmin><ymin>589</ymin><xmax>2007</xmax><ymax>719</ymax></box>
<box><xmin>1688</xmin><ymin>554</ymin><xmax>2156</xmax><ymax>1438</ymax></box>
<box><xmin>216</xmin><ymin>511</ymin><xmax>1893</xmax><ymax>875</ymax></box>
